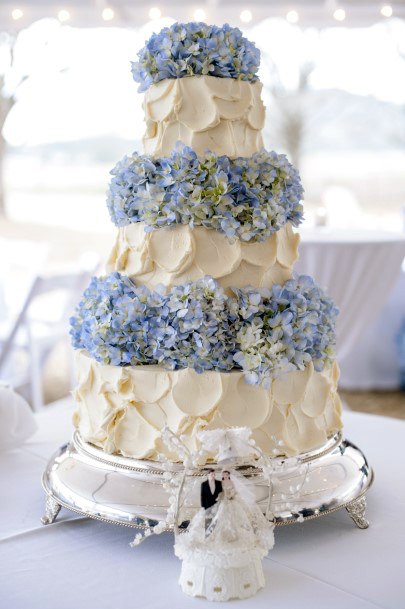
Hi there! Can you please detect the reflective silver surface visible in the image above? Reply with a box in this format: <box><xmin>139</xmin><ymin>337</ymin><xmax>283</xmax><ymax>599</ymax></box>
<box><xmin>41</xmin><ymin>433</ymin><xmax>373</xmax><ymax>529</ymax></box>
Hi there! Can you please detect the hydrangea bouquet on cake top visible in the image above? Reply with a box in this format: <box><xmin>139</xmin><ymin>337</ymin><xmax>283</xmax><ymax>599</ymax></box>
<box><xmin>131</xmin><ymin>22</ymin><xmax>260</xmax><ymax>91</ymax></box>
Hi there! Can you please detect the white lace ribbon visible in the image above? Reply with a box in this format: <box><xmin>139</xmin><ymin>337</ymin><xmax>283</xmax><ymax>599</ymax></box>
<box><xmin>197</xmin><ymin>426</ymin><xmax>255</xmax><ymax>462</ymax></box>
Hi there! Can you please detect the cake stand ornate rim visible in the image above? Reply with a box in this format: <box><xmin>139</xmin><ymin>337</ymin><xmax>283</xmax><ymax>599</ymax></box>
<box><xmin>41</xmin><ymin>431</ymin><xmax>374</xmax><ymax>533</ymax></box>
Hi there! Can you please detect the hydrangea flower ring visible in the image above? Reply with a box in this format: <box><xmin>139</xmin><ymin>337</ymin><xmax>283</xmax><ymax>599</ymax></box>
<box><xmin>70</xmin><ymin>273</ymin><xmax>338</xmax><ymax>387</ymax></box>
<box><xmin>107</xmin><ymin>146</ymin><xmax>304</xmax><ymax>242</ymax></box>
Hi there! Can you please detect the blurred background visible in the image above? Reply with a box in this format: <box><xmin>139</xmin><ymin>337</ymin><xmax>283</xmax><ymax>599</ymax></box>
<box><xmin>1</xmin><ymin>0</ymin><xmax>405</xmax><ymax>417</ymax></box>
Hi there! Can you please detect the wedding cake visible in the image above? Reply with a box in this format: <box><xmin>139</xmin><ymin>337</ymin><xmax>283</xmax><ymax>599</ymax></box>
<box><xmin>70</xmin><ymin>22</ymin><xmax>342</xmax><ymax>462</ymax></box>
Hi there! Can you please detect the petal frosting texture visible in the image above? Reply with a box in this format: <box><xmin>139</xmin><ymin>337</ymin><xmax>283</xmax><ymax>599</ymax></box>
<box><xmin>73</xmin><ymin>350</ymin><xmax>343</xmax><ymax>459</ymax></box>
<box><xmin>106</xmin><ymin>223</ymin><xmax>299</xmax><ymax>291</ymax></box>
<box><xmin>142</xmin><ymin>76</ymin><xmax>265</xmax><ymax>158</ymax></box>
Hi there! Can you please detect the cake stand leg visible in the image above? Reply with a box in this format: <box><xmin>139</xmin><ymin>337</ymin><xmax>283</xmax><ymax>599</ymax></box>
<box><xmin>346</xmin><ymin>496</ymin><xmax>369</xmax><ymax>529</ymax></box>
<box><xmin>41</xmin><ymin>494</ymin><xmax>62</xmax><ymax>525</ymax></box>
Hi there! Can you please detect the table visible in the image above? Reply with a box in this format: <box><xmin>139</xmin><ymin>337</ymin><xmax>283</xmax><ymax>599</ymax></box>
<box><xmin>296</xmin><ymin>228</ymin><xmax>405</xmax><ymax>389</ymax></box>
<box><xmin>339</xmin><ymin>267</ymin><xmax>405</xmax><ymax>389</ymax></box>
<box><xmin>0</xmin><ymin>399</ymin><xmax>403</xmax><ymax>609</ymax></box>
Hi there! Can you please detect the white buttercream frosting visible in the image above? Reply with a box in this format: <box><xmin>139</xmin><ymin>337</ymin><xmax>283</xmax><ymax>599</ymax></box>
<box><xmin>106</xmin><ymin>222</ymin><xmax>300</xmax><ymax>291</ymax></box>
<box><xmin>73</xmin><ymin>350</ymin><xmax>342</xmax><ymax>460</ymax></box>
<box><xmin>142</xmin><ymin>75</ymin><xmax>265</xmax><ymax>158</ymax></box>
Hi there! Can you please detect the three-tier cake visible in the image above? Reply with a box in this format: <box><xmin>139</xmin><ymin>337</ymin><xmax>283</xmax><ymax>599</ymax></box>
<box><xmin>70</xmin><ymin>22</ymin><xmax>342</xmax><ymax>462</ymax></box>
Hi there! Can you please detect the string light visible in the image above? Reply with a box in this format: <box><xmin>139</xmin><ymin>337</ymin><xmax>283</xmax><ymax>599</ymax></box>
<box><xmin>11</xmin><ymin>8</ymin><xmax>23</xmax><ymax>20</ymax></box>
<box><xmin>286</xmin><ymin>10</ymin><xmax>299</xmax><ymax>23</ymax></box>
<box><xmin>333</xmin><ymin>8</ymin><xmax>346</xmax><ymax>21</ymax></box>
<box><xmin>58</xmin><ymin>9</ymin><xmax>70</xmax><ymax>22</ymax></box>
<box><xmin>6</xmin><ymin>4</ymin><xmax>395</xmax><ymax>29</ymax></box>
<box><xmin>380</xmin><ymin>5</ymin><xmax>393</xmax><ymax>17</ymax></box>
<box><xmin>193</xmin><ymin>8</ymin><xmax>206</xmax><ymax>21</ymax></box>
<box><xmin>102</xmin><ymin>7</ymin><xmax>114</xmax><ymax>21</ymax></box>
<box><xmin>148</xmin><ymin>6</ymin><xmax>161</xmax><ymax>20</ymax></box>
<box><xmin>240</xmin><ymin>9</ymin><xmax>253</xmax><ymax>23</ymax></box>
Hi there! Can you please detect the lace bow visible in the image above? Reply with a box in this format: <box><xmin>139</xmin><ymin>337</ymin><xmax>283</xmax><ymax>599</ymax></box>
<box><xmin>197</xmin><ymin>427</ymin><xmax>255</xmax><ymax>462</ymax></box>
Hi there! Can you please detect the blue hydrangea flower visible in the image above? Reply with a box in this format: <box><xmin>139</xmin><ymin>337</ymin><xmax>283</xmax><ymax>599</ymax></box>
<box><xmin>106</xmin><ymin>145</ymin><xmax>304</xmax><ymax>242</ymax></box>
<box><xmin>131</xmin><ymin>22</ymin><xmax>260</xmax><ymax>92</ymax></box>
<box><xmin>70</xmin><ymin>273</ymin><xmax>337</xmax><ymax>386</ymax></box>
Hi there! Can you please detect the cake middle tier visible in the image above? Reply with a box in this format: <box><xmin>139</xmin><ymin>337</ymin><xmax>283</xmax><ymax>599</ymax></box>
<box><xmin>143</xmin><ymin>75</ymin><xmax>265</xmax><ymax>158</ymax></box>
<box><xmin>106</xmin><ymin>222</ymin><xmax>299</xmax><ymax>291</ymax></box>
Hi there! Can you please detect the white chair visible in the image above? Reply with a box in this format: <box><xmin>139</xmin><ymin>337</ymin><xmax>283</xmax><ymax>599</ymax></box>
<box><xmin>0</xmin><ymin>253</ymin><xmax>99</xmax><ymax>411</ymax></box>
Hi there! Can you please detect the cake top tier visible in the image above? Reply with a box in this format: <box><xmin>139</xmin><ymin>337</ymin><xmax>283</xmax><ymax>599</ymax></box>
<box><xmin>131</xmin><ymin>22</ymin><xmax>260</xmax><ymax>92</ymax></box>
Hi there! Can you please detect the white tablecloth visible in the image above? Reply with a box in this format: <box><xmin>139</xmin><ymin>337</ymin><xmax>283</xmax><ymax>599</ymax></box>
<box><xmin>339</xmin><ymin>268</ymin><xmax>405</xmax><ymax>389</ymax></box>
<box><xmin>1</xmin><ymin>399</ymin><xmax>403</xmax><ymax>609</ymax></box>
<box><xmin>296</xmin><ymin>229</ymin><xmax>405</xmax><ymax>388</ymax></box>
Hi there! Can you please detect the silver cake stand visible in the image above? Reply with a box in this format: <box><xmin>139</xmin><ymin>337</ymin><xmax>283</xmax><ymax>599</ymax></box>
<box><xmin>41</xmin><ymin>431</ymin><xmax>373</xmax><ymax>533</ymax></box>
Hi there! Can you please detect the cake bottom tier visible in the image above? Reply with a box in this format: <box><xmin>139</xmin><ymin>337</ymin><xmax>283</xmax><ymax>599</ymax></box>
<box><xmin>72</xmin><ymin>350</ymin><xmax>342</xmax><ymax>460</ymax></box>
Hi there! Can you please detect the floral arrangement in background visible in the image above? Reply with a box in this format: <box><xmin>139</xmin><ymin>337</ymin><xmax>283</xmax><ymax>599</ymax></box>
<box><xmin>107</xmin><ymin>146</ymin><xmax>304</xmax><ymax>243</ymax></box>
<box><xmin>131</xmin><ymin>22</ymin><xmax>260</xmax><ymax>92</ymax></box>
<box><xmin>70</xmin><ymin>273</ymin><xmax>337</xmax><ymax>387</ymax></box>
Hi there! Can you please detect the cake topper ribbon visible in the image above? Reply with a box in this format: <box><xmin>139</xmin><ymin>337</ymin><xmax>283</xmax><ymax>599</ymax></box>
<box><xmin>197</xmin><ymin>427</ymin><xmax>255</xmax><ymax>463</ymax></box>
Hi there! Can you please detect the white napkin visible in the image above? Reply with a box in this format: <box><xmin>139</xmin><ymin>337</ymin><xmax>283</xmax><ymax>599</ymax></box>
<box><xmin>0</xmin><ymin>384</ymin><xmax>38</xmax><ymax>451</ymax></box>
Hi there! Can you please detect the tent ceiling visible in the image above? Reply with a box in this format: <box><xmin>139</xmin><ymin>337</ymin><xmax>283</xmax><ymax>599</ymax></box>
<box><xmin>1</xmin><ymin>0</ymin><xmax>405</xmax><ymax>30</ymax></box>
